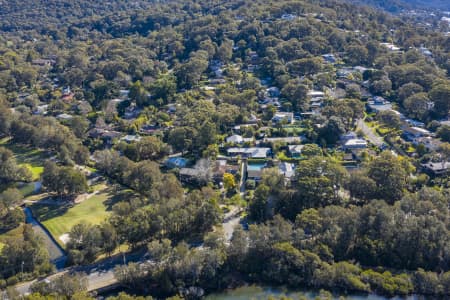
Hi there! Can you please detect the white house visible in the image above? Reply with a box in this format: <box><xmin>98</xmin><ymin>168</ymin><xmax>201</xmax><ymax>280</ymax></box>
<box><xmin>343</xmin><ymin>139</ymin><xmax>367</xmax><ymax>150</ymax></box>
<box><xmin>272</xmin><ymin>112</ymin><xmax>294</xmax><ymax>124</ymax></box>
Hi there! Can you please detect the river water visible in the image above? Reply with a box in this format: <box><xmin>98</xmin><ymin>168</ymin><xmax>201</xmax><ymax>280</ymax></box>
<box><xmin>205</xmin><ymin>285</ymin><xmax>425</xmax><ymax>300</ymax></box>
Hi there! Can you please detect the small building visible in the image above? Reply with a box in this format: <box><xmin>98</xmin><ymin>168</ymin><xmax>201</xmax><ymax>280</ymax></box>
<box><xmin>278</xmin><ymin>162</ymin><xmax>295</xmax><ymax>179</ymax></box>
<box><xmin>212</xmin><ymin>159</ymin><xmax>239</xmax><ymax>184</ymax></box>
<box><xmin>367</xmin><ymin>97</ymin><xmax>392</xmax><ymax>113</ymax></box>
<box><xmin>281</xmin><ymin>13</ymin><xmax>297</xmax><ymax>21</ymax></box>
<box><xmin>121</xmin><ymin>135</ymin><xmax>142</xmax><ymax>143</ymax></box>
<box><xmin>421</xmin><ymin>162</ymin><xmax>450</xmax><ymax>176</ymax></box>
<box><xmin>322</xmin><ymin>54</ymin><xmax>336</xmax><ymax>63</ymax></box>
<box><xmin>266</xmin><ymin>87</ymin><xmax>280</xmax><ymax>97</ymax></box>
<box><xmin>265</xmin><ymin>136</ymin><xmax>306</xmax><ymax>144</ymax></box>
<box><xmin>32</xmin><ymin>59</ymin><xmax>55</xmax><ymax>67</ymax></box>
<box><xmin>308</xmin><ymin>90</ymin><xmax>325</xmax><ymax>98</ymax></box>
<box><xmin>56</xmin><ymin>113</ymin><xmax>73</xmax><ymax>120</ymax></box>
<box><xmin>341</xmin><ymin>132</ymin><xmax>358</xmax><ymax>143</ymax></box>
<box><xmin>226</xmin><ymin>135</ymin><xmax>253</xmax><ymax>144</ymax></box>
<box><xmin>179</xmin><ymin>168</ymin><xmax>207</xmax><ymax>185</ymax></box>
<box><xmin>412</xmin><ymin>137</ymin><xmax>442</xmax><ymax>152</ymax></box>
<box><xmin>343</xmin><ymin>139</ymin><xmax>367</xmax><ymax>150</ymax></box>
<box><xmin>272</xmin><ymin>112</ymin><xmax>294</xmax><ymax>124</ymax></box>
<box><xmin>380</xmin><ymin>42</ymin><xmax>401</xmax><ymax>52</ymax></box>
<box><xmin>288</xmin><ymin>145</ymin><xmax>304</xmax><ymax>158</ymax></box>
<box><xmin>227</xmin><ymin>147</ymin><xmax>271</xmax><ymax>159</ymax></box>
<box><xmin>402</xmin><ymin>127</ymin><xmax>432</xmax><ymax>141</ymax></box>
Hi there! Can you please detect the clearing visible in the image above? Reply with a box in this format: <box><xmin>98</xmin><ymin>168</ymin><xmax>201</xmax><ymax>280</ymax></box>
<box><xmin>0</xmin><ymin>137</ymin><xmax>50</xmax><ymax>180</ymax></box>
<box><xmin>30</xmin><ymin>186</ymin><xmax>129</xmax><ymax>247</ymax></box>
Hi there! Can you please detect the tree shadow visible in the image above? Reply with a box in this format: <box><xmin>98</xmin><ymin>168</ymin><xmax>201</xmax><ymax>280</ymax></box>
<box><xmin>31</xmin><ymin>201</ymin><xmax>73</xmax><ymax>222</ymax></box>
<box><xmin>102</xmin><ymin>186</ymin><xmax>137</xmax><ymax>211</ymax></box>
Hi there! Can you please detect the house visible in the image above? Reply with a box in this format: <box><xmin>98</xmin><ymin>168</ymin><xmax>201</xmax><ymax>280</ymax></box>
<box><xmin>265</xmin><ymin>136</ymin><xmax>306</xmax><ymax>144</ymax></box>
<box><xmin>322</xmin><ymin>54</ymin><xmax>336</xmax><ymax>63</ymax></box>
<box><xmin>124</xmin><ymin>105</ymin><xmax>141</xmax><ymax>119</ymax></box>
<box><xmin>227</xmin><ymin>147</ymin><xmax>271</xmax><ymax>159</ymax></box>
<box><xmin>278</xmin><ymin>162</ymin><xmax>295</xmax><ymax>179</ymax></box>
<box><xmin>226</xmin><ymin>135</ymin><xmax>254</xmax><ymax>144</ymax></box>
<box><xmin>421</xmin><ymin>162</ymin><xmax>450</xmax><ymax>176</ymax></box>
<box><xmin>32</xmin><ymin>59</ymin><xmax>55</xmax><ymax>67</ymax></box>
<box><xmin>419</xmin><ymin>46</ymin><xmax>432</xmax><ymax>57</ymax></box>
<box><xmin>121</xmin><ymin>135</ymin><xmax>142</xmax><ymax>143</ymax></box>
<box><xmin>341</xmin><ymin>132</ymin><xmax>358</xmax><ymax>143</ymax></box>
<box><xmin>247</xmin><ymin>162</ymin><xmax>266</xmax><ymax>180</ymax></box>
<box><xmin>308</xmin><ymin>90</ymin><xmax>325</xmax><ymax>98</ymax></box>
<box><xmin>212</xmin><ymin>160</ymin><xmax>239</xmax><ymax>184</ymax></box>
<box><xmin>402</xmin><ymin>126</ymin><xmax>432</xmax><ymax>141</ymax></box>
<box><xmin>33</xmin><ymin>104</ymin><xmax>48</xmax><ymax>115</ymax></box>
<box><xmin>164</xmin><ymin>157</ymin><xmax>188</xmax><ymax>169</ymax></box>
<box><xmin>288</xmin><ymin>145</ymin><xmax>304</xmax><ymax>158</ymax></box>
<box><xmin>88</xmin><ymin>129</ymin><xmax>122</xmax><ymax>145</ymax></box>
<box><xmin>179</xmin><ymin>168</ymin><xmax>206</xmax><ymax>185</ymax></box>
<box><xmin>412</xmin><ymin>137</ymin><xmax>442</xmax><ymax>152</ymax></box>
<box><xmin>209</xmin><ymin>78</ymin><xmax>226</xmax><ymax>85</ymax></box>
<box><xmin>343</xmin><ymin>139</ymin><xmax>367</xmax><ymax>150</ymax></box>
<box><xmin>140</xmin><ymin>124</ymin><xmax>160</xmax><ymax>135</ymax></box>
<box><xmin>232</xmin><ymin>124</ymin><xmax>258</xmax><ymax>134</ymax></box>
<box><xmin>367</xmin><ymin>97</ymin><xmax>392</xmax><ymax>113</ymax></box>
<box><xmin>281</xmin><ymin>13</ymin><xmax>297</xmax><ymax>21</ymax></box>
<box><xmin>56</xmin><ymin>113</ymin><xmax>73</xmax><ymax>120</ymax></box>
<box><xmin>404</xmin><ymin>118</ymin><xmax>425</xmax><ymax>128</ymax></box>
<box><xmin>119</xmin><ymin>90</ymin><xmax>130</xmax><ymax>99</ymax></box>
<box><xmin>266</xmin><ymin>87</ymin><xmax>280</xmax><ymax>97</ymax></box>
<box><xmin>272</xmin><ymin>112</ymin><xmax>294</xmax><ymax>124</ymax></box>
<box><xmin>380</xmin><ymin>42</ymin><xmax>401</xmax><ymax>52</ymax></box>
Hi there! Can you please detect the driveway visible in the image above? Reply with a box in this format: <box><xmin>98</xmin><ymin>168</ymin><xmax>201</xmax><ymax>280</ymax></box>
<box><xmin>356</xmin><ymin>118</ymin><xmax>384</xmax><ymax>147</ymax></box>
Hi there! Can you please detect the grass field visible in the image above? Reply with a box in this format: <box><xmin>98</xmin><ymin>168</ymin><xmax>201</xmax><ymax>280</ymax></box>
<box><xmin>0</xmin><ymin>224</ymin><xmax>24</xmax><ymax>251</ymax></box>
<box><xmin>30</xmin><ymin>187</ymin><xmax>131</xmax><ymax>246</ymax></box>
<box><xmin>0</xmin><ymin>137</ymin><xmax>49</xmax><ymax>180</ymax></box>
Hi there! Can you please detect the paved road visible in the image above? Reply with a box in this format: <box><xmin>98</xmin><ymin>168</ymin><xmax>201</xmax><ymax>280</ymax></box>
<box><xmin>222</xmin><ymin>206</ymin><xmax>242</xmax><ymax>242</ymax></box>
<box><xmin>356</xmin><ymin>118</ymin><xmax>384</xmax><ymax>147</ymax></box>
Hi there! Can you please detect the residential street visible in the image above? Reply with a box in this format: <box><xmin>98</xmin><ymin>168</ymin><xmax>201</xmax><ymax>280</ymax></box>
<box><xmin>356</xmin><ymin>118</ymin><xmax>384</xmax><ymax>147</ymax></box>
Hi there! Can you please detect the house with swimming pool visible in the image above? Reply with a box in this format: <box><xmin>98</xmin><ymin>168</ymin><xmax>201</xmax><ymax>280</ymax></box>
<box><xmin>247</xmin><ymin>162</ymin><xmax>267</xmax><ymax>180</ymax></box>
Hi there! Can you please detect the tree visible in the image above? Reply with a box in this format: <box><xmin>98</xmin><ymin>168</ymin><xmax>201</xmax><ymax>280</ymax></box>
<box><xmin>404</xmin><ymin>93</ymin><xmax>430</xmax><ymax>120</ymax></box>
<box><xmin>129</xmin><ymin>81</ymin><xmax>149</xmax><ymax>107</ymax></box>
<box><xmin>0</xmin><ymin>147</ymin><xmax>32</xmax><ymax>185</ymax></box>
<box><xmin>429</xmin><ymin>83</ymin><xmax>450</xmax><ymax>117</ymax></box>
<box><xmin>301</xmin><ymin>144</ymin><xmax>322</xmax><ymax>157</ymax></box>
<box><xmin>398</xmin><ymin>82</ymin><xmax>423</xmax><ymax>103</ymax></box>
<box><xmin>346</xmin><ymin>45</ymin><xmax>368</xmax><ymax>65</ymax></box>
<box><xmin>67</xmin><ymin>223</ymin><xmax>102</xmax><ymax>265</ymax></box>
<box><xmin>437</xmin><ymin>125</ymin><xmax>450</xmax><ymax>143</ymax></box>
<box><xmin>319</xmin><ymin>117</ymin><xmax>346</xmax><ymax>144</ymax></box>
<box><xmin>223</xmin><ymin>173</ymin><xmax>236</xmax><ymax>193</ymax></box>
<box><xmin>126</xmin><ymin>160</ymin><xmax>162</xmax><ymax>197</ymax></box>
<box><xmin>281</xmin><ymin>80</ymin><xmax>309</xmax><ymax>111</ymax></box>
<box><xmin>346</xmin><ymin>171</ymin><xmax>377</xmax><ymax>202</ymax></box>
<box><xmin>149</xmin><ymin>74</ymin><xmax>177</xmax><ymax>105</ymax></box>
<box><xmin>366</xmin><ymin>151</ymin><xmax>407</xmax><ymax>203</ymax></box>
<box><xmin>249</xmin><ymin>184</ymin><xmax>270</xmax><ymax>222</ymax></box>
<box><xmin>41</xmin><ymin>161</ymin><xmax>87</xmax><ymax>198</ymax></box>
<box><xmin>276</xmin><ymin>157</ymin><xmax>348</xmax><ymax>220</ymax></box>
<box><xmin>377</xmin><ymin>110</ymin><xmax>402</xmax><ymax>130</ymax></box>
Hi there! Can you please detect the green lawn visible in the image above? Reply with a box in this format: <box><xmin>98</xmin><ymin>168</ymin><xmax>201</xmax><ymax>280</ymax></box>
<box><xmin>30</xmin><ymin>191</ymin><xmax>120</xmax><ymax>246</ymax></box>
<box><xmin>19</xmin><ymin>182</ymin><xmax>37</xmax><ymax>197</ymax></box>
<box><xmin>0</xmin><ymin>138</ymin><xmax>49</xmax><ymax>180</ymax></box>
<box><xmin>0</xmin><ymin>224</ymin><xmax>25</xmax><ymax>251</ymax></box>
